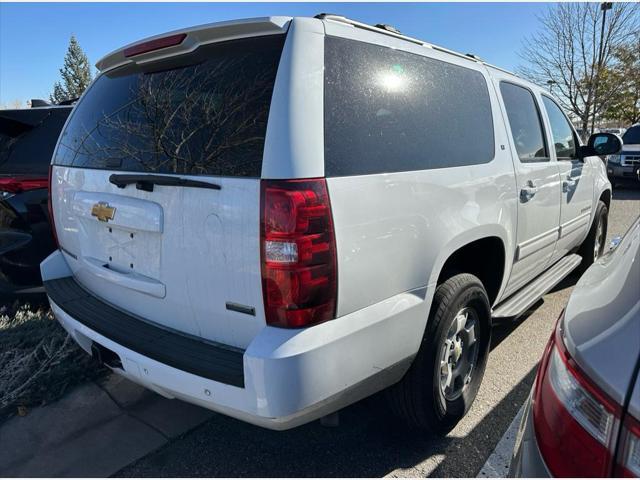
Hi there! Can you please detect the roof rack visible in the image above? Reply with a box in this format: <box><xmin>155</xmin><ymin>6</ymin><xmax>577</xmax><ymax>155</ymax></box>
<box><xmin>315</xmin><ymin>14</ymin><xmax>516</xmax><ymax>77</ymax></box>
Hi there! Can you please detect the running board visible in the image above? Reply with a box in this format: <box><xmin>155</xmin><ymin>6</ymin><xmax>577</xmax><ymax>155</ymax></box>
<box><xmin>492</xmin><ymin>254</ymin><xmax>582</xmax><ymax>319</ymax></box>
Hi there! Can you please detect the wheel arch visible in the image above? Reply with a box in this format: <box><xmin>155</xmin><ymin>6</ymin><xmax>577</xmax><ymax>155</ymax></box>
<box><xmin>429</xmin><ymin>228</ymin><xmax>510</xmax><ymax>307</ymax></box>
<box><xmin>599</xmin><ymin>188</ymin><xmax>611</xmax><ymax>211</ymax></box>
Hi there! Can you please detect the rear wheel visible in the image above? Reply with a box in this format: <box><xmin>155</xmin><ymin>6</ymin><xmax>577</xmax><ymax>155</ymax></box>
<box><xmin>387</xmin><ymin>273</ymin><xmax>491</xmax><ymax>435</ymax></box>
<box><xmin>578</xmin><ymin>200</ymin><xmax>608</xmax><ymax>273</ymax></box>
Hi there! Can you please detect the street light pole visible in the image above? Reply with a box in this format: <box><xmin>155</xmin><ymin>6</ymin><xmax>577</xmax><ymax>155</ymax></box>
<box><xmin>592</xmin><ymin>2</ymin><xmax>613</xmax><ymax>134</ymax></box>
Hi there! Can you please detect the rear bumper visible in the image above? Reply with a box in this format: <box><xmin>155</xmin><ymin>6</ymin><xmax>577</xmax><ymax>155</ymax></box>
<box><xmin>42</xmin><ymin>250</ymin><xmax>425</xmax><ymax>430</ymax></box>
<box><xmin>509</xmin><ymin>390</ymin><xmax>552</xmax><ymax>477</ymax></box>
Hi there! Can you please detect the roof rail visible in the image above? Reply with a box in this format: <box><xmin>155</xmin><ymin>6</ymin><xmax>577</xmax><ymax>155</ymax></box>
<box><xmin>317</xmin><ymin>14</ymin><xmax>424</xmax><ymax>46</ymax></box>
<box><xmin>315</xmin><ymin>13</ymin><xmax>517</xmax><ymax>77</ymax></box>
<box><xmin>374</xmin><ymin>23</ymin><xmax>401</xmax><ymax>34</ymax></box>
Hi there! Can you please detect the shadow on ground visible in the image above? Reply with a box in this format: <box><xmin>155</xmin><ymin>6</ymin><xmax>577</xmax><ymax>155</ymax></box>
<box><xmin>611</xmin><ymin>185</ymin><xmax>640</xmax><ymax>200</ymax></box>
<box><xmin>116</xmin><ymin>321</ymin><xmax>538</xmax><ymax>478</ymax></box>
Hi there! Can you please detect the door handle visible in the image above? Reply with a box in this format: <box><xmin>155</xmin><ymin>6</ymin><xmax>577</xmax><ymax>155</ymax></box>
<box><xmin>520</xmin><ymin>181</ymin><xmax>538</xmax><ymax>202</ymax></box>
<box><xmin>563</xmin><ymin>176</ymin><xmax>577</xmax><ymax>192</ymax></box>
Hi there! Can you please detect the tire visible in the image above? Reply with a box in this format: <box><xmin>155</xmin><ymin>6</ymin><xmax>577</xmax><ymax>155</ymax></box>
<box><xmin>578</xmin><ymin>200</ymin><xmax>608</xmax><ymax>273</ymax></box>
<box><xmin>387</xmin><ymin>273</ymin><xmax>491</xmax><ymax>436</ymax></box>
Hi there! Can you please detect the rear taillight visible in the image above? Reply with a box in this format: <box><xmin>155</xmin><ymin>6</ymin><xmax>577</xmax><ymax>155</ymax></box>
<box><xmin>0</xmin><ymin>176</ymin><xmax>48</xmax><ymax>199</ymax></box>
<box><xmin>617</xmin><ymin>414</ymin><xmax>640</xmax><ymax>477</ymax></box>
<box><xmin>533</xmin><ymin>314</ymin><xmax>621</xmax><ymax>477</ymax></box>
<box><xmin>260</xmin><ymin>179</ymin><xmax>337</xmax><ymax>328</ymax></box>
<box><xmin>47</xmin><ymin>166</ymin><xmax>59</xmax><ymax>247</ymax></box>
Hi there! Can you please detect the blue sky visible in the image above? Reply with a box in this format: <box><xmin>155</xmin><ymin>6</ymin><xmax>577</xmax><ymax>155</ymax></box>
<box><xmin>0</xmin><ymin>2</ymin><xmax>549</xmax><ymax>106</ymax></box>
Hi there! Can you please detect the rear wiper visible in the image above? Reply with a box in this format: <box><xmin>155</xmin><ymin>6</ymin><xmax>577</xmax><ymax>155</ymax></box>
<box><xmin>109</xmin><ymin>174</ymin><xmax>221</xmax><ymax>192</ymax></box>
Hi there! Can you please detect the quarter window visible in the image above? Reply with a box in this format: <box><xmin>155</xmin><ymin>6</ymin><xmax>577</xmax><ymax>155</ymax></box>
<box><xmin>542</xmin><ymin>96</ymin><xmax>577</xmax><ymax>160</ymax></box>
<box><xmin>500</xmin><ymin>82</ymin><xmax>548</xmax><ymax>162</ymax></box>
<box><xmin>324</xmin><ymin>36</ymin><xmax>495</xmax><ymax>176</ymax></box>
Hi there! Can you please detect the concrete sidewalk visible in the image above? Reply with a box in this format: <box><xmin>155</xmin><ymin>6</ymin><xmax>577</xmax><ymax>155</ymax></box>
<box><xmin>0</xmin><ymin>375</ymin><xmax>213</xmax><ymax>477</ymax></box>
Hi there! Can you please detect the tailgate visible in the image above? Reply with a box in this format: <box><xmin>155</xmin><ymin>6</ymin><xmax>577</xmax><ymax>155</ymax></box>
<box><xmin>49</xmin><ymin>32</ymin><xmax>286</xmax><ymax>349</ymax></box>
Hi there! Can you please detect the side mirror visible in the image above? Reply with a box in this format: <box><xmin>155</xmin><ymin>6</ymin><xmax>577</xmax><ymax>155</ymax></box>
<box><xmin>578</xmin><ymin>133</ymin><xmax>622</xmax><ymax>160</ymax></box>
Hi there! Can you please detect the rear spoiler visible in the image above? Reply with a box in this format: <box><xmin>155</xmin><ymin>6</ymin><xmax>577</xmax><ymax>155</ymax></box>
<box><xmin>95</xmin><ymin>16</ymin><xmax>292</xmax><ymax>73</ymax></box>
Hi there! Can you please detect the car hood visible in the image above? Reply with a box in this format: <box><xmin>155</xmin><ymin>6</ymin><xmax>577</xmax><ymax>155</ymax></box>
<box><xmin>621</xmin><ymin>143</ymin><xmax>640</xmax><ymax>152</ymax></box>
<box><xmin>563</xmin><ymin>217</ymin><xmax>640</xmax><ymax>406</ymax></box>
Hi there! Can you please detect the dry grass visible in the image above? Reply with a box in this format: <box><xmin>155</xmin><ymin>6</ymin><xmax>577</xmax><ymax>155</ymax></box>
<box><xmin>0</xmin><ymin>300</ymin><xmax>106</xmax><ymax>421</ymax></box>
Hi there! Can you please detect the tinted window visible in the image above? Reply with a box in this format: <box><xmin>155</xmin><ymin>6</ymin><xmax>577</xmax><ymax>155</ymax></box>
<box><xmin>623</xmin><ymin>125</ymin><xmax>640</xmax><ymax>145</ymax></box>
<box><xmin>53</xmin><ymin>35</ymin><xmax>285</xmax><ymax>177</ymax></box>
<box><xmin>500</xmin><ymin>82</ymin><xmax>548</xmax><ymax>162</ymax></box>
<box><xmin>324</xmin><ymin>36</ymin><xmax>495</xmax><ymax>176</ymax></box>
<box><xmin>0</xmin><ymin>108</ymin><xmax>70</xmax><ymax>175</ymax></box>
<box><xmin>542</xmin><ymin>96</ymin><xmax>577</xmax><ymax>159</ymax></box>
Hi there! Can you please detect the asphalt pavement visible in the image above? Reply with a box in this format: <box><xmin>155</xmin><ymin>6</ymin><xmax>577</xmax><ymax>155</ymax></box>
<box><xmin>118</xmin><ymin>187</ymin><xmax>640</xmax><ymax>478</ymax></box>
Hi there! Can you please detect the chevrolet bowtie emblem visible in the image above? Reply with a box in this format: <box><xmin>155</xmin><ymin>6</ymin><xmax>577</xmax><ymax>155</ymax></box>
<box><xmin>91</xmin><ymin>202</ymin><xmax>116</xmax><ymax>222</ymax></box>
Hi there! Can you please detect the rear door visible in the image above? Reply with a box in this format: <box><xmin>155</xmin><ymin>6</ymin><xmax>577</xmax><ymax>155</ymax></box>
<box><xmin>50</xmin><ymin>34</ymin><xmax>285</xmax><ymax>349</ymax></box>
<box><xmin>540</xmin><ymin>95</ymin><xmax>594</xmax><ymax>260</ymax></box>
<box><xmin>496</xmin><ymin>80</ymin><xmax>562</xmax><ymax>295</ymax></box>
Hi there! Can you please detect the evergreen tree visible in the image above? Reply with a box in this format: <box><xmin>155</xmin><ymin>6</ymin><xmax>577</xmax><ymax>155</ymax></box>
<box><xmin>50</xmin><ymin>35</ymin><xmax>92</xmax><ymax>104</ymax></box>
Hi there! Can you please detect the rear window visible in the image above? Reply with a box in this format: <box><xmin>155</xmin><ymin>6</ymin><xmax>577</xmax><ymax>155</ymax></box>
<box><xmin>53</xmin><ymin>35</ymin><xmax>285</xmax><ymax>177</ymax></box>
<box><xmin>324</xmin><ymin>36</ymin><xmax>495</xmax><ymax>177</ymax></box>
<box><xmin>0</xmin><ymin>108</ymin><xmax>70</xmax><ymax>175</ymax></box>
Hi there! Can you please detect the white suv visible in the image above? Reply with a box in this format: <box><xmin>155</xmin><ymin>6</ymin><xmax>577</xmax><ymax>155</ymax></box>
<box><xmin>42</xmin><ymin>15</ymin><xmax>621</xmax><ymax>434</ymax></box>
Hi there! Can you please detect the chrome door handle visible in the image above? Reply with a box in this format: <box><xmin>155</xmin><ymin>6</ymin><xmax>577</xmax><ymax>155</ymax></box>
<box><xmin>520</xmin><ymin>182</ymin><xmax>538</xmax><ymax>202</ymax></box>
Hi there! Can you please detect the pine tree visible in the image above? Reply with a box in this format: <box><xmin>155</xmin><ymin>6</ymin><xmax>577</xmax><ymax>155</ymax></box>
<box><xmin>50</xmin><ymin>35</ymin><xmax>92</xmax><ymax>104</ymax></box>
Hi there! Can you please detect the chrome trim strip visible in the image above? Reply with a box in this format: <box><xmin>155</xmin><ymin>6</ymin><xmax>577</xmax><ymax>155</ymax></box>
<box><xmin>516</xmin><ymin>227</ymin><xmax>560</xmax><ymax>261</ymax></box>
<box><xmin>559</xmin><ymin>211</ymin><xmax>591</xmax><ymax>238</ymax></box>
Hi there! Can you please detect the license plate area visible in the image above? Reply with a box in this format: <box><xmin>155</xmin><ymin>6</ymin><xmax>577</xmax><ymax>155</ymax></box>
<box><xmin>79</xmin><ymin>221</ymin><xmax>162</xmax><ymax>280</ymax></box>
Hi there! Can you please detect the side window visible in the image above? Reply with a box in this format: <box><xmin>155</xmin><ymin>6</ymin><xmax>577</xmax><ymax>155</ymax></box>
<box><xmin>500</xmin><ymin>82</ymin><xmax>548</xmax><ymax>163</ymax></box>
<box><xmin>541</xmin><ymin>96</ymin><xmax>578</xmax><ymax>160</ymax></box>
<box><xmin>323</xmin><ymin>36</ymin><xmax>495</xmax><ymax>176</ymax></box>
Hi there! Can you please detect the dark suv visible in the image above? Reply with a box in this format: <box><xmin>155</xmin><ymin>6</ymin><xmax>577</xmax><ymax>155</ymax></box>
<box><xmin>0</xmin><ymin>101</ymin><xmax>72</xmax><ymax>296</ymax></box>
<box><xmin>607</xmin><ymin>124</ymin><xmax>640</xmax><ymax>187</ymax></box>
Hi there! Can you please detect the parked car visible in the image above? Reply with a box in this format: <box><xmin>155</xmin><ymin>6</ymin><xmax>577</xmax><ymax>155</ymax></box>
<box><xmin>607</xmin><ymin>123</ymin><xmax>640</xmax><ymax>187</ymax></box>
<box><xmin>41</xmin><ymin>15</ymin><xmax>622</xmax><ymax>433</ymax></box>
<box><xmin>509</xmin><ymin>216</ymin><xmax>640</xmax><ymax>477</ymax></box>
<box><xmin>603</xmin><ymin>127</ymin><xmax>626</xmax><ymax>136</ymax></box>
<box><xmin>0</xmin><ymin>101</ymin><xmax>72</xmax><ymax>295</ymax></box>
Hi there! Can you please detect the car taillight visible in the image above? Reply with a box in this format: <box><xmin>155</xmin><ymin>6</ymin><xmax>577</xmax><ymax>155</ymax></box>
<box><xmin>616</xmin><ymin>414</ymin><xmax>640</xmax><ymax>477</ymax></box>
<box><xmin>532</xmin><ymin>314</ymin><xmax>621</xmax><ymax>477</ymax></box>
<box><xmin>47</xmin><ymin>166</ymin><xmax>59</xmax><ymax>247</ymax></box>
<box><xmin>0</xmin><ymin>176</ymin><xmax>48</xmax><ymax>199</ymax></box>
<box><xmin>260</xmin><ymin>178</ymin><xmax>337</xmax><ymax>328</ymax></box>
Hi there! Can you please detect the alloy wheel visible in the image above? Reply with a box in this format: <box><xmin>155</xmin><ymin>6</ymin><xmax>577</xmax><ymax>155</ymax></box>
<box><xmin>439</xmin><ymin>307</ymin><xmax>480</xmax><ymax>401</ymax></box>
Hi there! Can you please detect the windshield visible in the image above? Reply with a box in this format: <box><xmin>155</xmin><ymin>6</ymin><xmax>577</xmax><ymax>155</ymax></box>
<box><xmin>622</xmin><ymin>126</ymin><xmax>640</xmax><ymax>145</ymax></box>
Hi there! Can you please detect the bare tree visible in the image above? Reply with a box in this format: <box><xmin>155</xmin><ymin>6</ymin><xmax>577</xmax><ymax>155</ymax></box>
<box><xmin>518</xmin><ymin>3</ymin><xmax>639</xmax><ymax>135</ymax></box>
<box><xmin>0</xmin><ymin>99</ymin><xmax>26</xmax><ymax>110</ymax></box>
